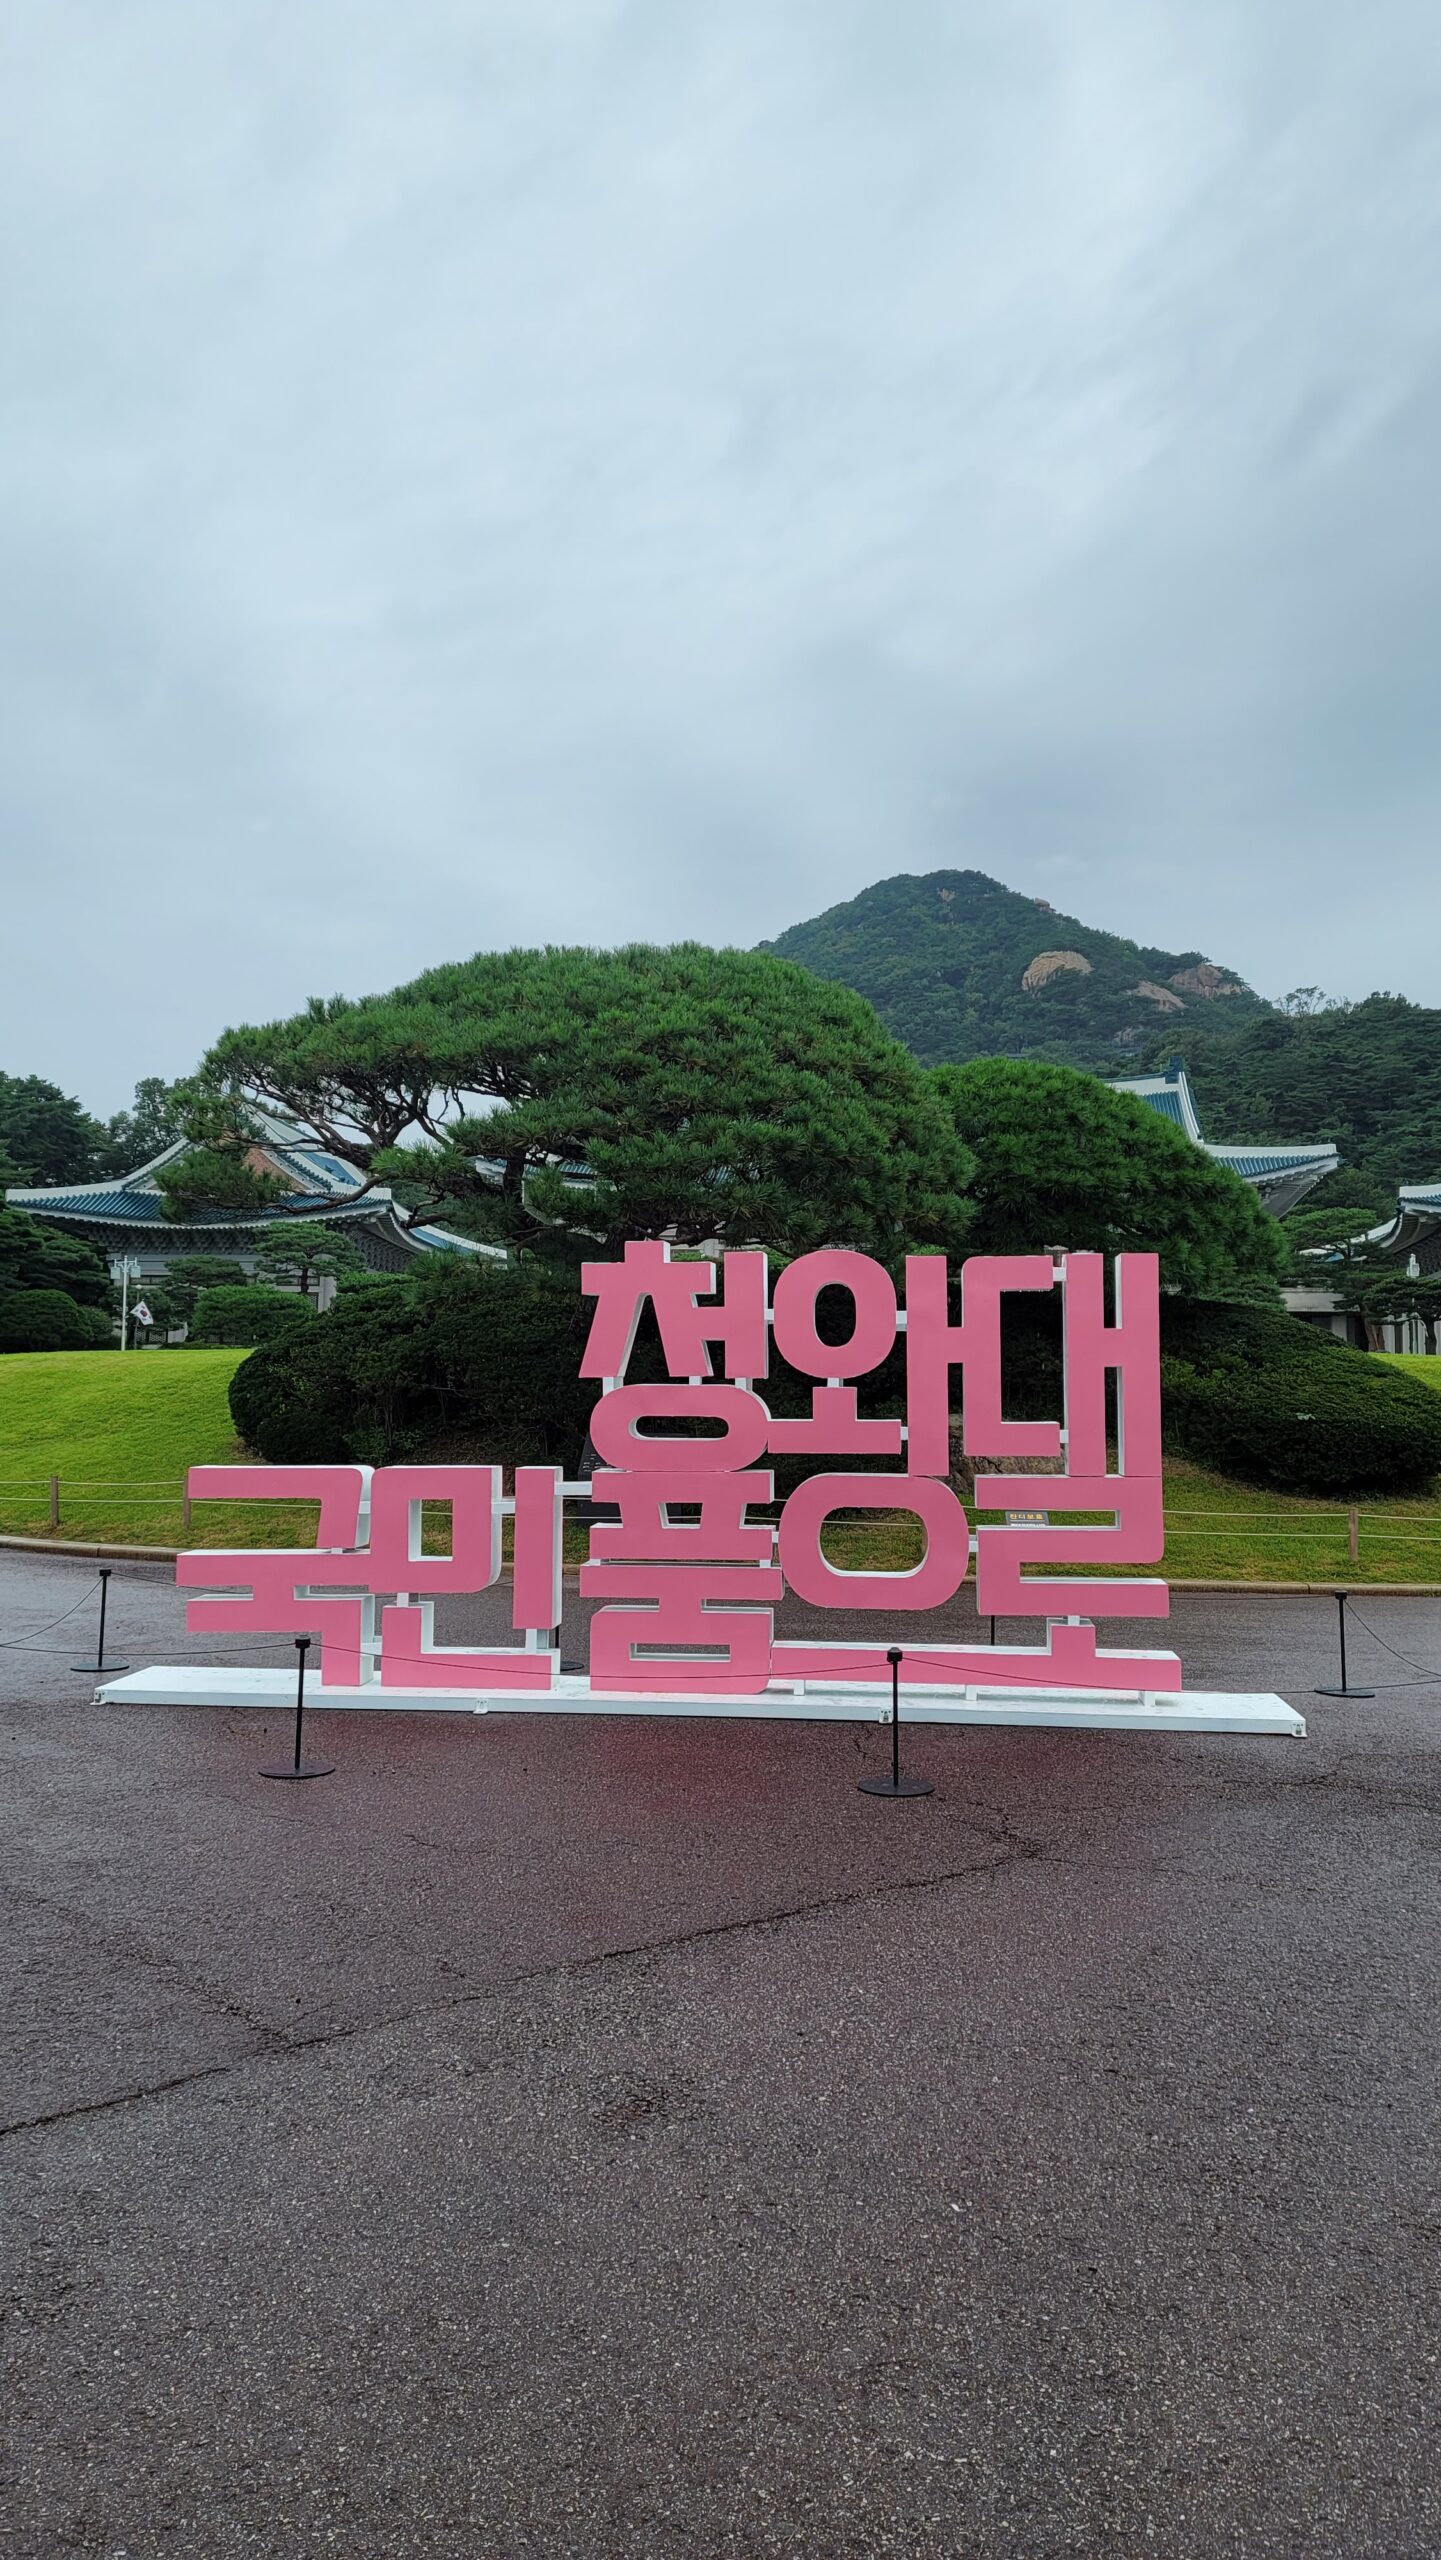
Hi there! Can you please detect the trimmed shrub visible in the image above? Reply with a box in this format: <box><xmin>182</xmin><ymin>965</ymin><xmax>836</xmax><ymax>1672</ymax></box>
<box><xmin>189</xmin><ymin>1286</ymin><xmax>316</xmax><ymax>1350</ymax></box>
<box><xmin>1160</xmin><ymin>1300</ymin><xmax>1441</xmax><ymax>1495</ymax></box>
<box><xmin>0</xmin><ymin>1288</ymin><xmax>95</xmax><ymax>1351</ymax></box>
<box><xmin>228</xmin><ymin>1258</ymin><xmax>597</xmax><ymax>1466</ymax></box>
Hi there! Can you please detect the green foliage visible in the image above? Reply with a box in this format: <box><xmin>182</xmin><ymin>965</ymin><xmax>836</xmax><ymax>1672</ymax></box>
<box><xmin>1166</xmin><ymin>994</ymin><xmax>1441</xmax><ymax>1196</ymax></box>
<box><xmin>101</xmin><ymin>1076</ymin><xmax>187</xmax><ymax>1170</ymax></box>
<box><xmin>250</xmin><ymin>1221</ymin><xmax>366</xmax><ymax>1293</ymax></box>
<box><xmin>0</xmin><ymin>1206</ymin><xmax>112</xmax><ymax>1308</ymax></box>
<box><xmin>227</xmin><ymin>1253</ymin><xmax>921</xmax><ymax>1484</ymax></box>
<box><xmin>0</xmin><ymin>1289</ymin><xmax>95</xmax><ymax>1352</ymax></box>
<box><xmin>188</xmin><ymin>1286</ymin><xmax>315</xmax><ymax>1349</ymax></box>
<box><xmin>0</xmin><ymin>1071</ymin><xmax>110</xmax><ymax>1185</ymax></box>
<box><xmin>228</xmin><ymin>1257</ymin><xmax>596</xmax><ymax>1465</ymax></box>
<box><xmin>1282</xmin><ymin>1204</ymin><xmax>1382</xmax><ymax>1258</ymax></box>
<box><xmin>1159</xmin><ymin>1300</ymin><xmax>1441</xmax><ymax>1494</ymax></box>
<box><xmin>152</xmin><ymin>1087</ymin><xmax>289</xmax><ymax>1221</ymax></box>
<box><xmin>199</xmin><ymin>943</ymin><xmax>975</xmax><ymax>1267</ymax></box>
<box><xmin>761</xmin><ymin>870</ymin><xmax>1270</xmax><ymax>1073</ymax></box>
<box><xmin>931</xmin><ymin>1058</ymin><xmax>1288</xmax><ymax>1295</ymax></box>
<box><xmin>1331</xmin><ymin>1257</ymin><xmax>1441</xmax><ymax>1356</ymax></box>
<box><xmin>156</xmin><ymin>1147</ymin><xmax>288</xmax><ymax>1221</ymax></box>
<box><xmin>1293</xmin><ymin>1164</ymin><xmax>1384</xmax><ymax>1214</ymax></box>
<box><xmin>226</xmin><ymin>1244</ymin><xmax>1441</xmax><ymax>1501</ymax></box>
<box><xmin>165</xmin><ymin>1258</ymin><xmax>248</xmax><ymax>1322</ymax></box>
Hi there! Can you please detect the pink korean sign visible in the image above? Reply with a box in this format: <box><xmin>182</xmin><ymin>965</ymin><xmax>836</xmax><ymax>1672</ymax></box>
<box><xmin>170</xmin><ymin>1243</ymin><xmax>1191</xmax><ymax>1708</ymax></box>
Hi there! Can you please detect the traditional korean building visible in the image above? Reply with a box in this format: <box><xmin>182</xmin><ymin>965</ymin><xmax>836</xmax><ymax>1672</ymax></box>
<box><xmin>1373</xmin><ymin>1181</ymin><xmax>1441</xmax><ymax>1277</ymax></box>
<box><xmin>1108</xmin><ymin>1059</ymin><xmax>1339</xmax><ymax>1216</ymax></box>
<box><xmin>5</xmin><ymin>1109</ymin><xmax>499</xmax><ymax>1292</ymax></box>
<box><xmin>1282</xmin><ymin>1182</ymin><xmax>1441</xmax><ymax>1354</ymax></box>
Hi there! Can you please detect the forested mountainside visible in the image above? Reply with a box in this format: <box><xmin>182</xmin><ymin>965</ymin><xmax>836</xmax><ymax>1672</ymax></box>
<box><xmin>761</xmin><ymin>870</ymin><xmax>1270</xmax><ymax>1071</ymax></box>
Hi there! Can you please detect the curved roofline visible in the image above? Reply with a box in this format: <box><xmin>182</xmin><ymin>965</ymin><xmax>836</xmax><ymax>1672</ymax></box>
<box><xmin>1204</xmin><ymin>1143</ymin><xmax>1340</xmax><ymax>1172</ymax></box>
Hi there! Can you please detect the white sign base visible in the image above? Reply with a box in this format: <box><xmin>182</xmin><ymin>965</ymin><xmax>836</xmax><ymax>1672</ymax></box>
<box><xmin>97</xmin><ymin>1666</ymin><xmax>1305</xmax><ymax>1738</ymax></box>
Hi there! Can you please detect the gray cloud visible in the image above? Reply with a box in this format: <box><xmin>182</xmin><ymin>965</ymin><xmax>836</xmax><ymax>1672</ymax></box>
<box><xmin>3</xmin><ymin>0</ymin><xmax>1439</xmax><ymax>1109</ymax></box>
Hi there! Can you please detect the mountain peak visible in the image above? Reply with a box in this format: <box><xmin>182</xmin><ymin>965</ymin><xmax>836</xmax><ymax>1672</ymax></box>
<box><xmin>759</xmin><ymin>870</ymin><xmax>1270</xmax><ymax>1071</ymax></box>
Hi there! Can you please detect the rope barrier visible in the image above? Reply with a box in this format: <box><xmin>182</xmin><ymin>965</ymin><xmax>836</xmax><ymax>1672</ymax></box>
<box><xmin>1335</xmin><ymin>1600</ymin><xmax>1441</xmax><ymax>1690</ymax></box>
<box><xmin>0</xmin><ymin>1579</ymin><xmax>102</xmax><ymax>1649</ymax></box>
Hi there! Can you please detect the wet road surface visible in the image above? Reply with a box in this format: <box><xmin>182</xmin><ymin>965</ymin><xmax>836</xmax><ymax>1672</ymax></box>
<box><xmin>3</xmin><ymin>1551</ymin><xmax>1441</xmax><ymax>2557</ymax></box>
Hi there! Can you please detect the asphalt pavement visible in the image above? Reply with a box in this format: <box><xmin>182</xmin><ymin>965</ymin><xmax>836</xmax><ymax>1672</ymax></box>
<box><xmin>3</xmin><ymin>1549</ymin><xmax>1441</xmax><ymax>2558</ymax></box>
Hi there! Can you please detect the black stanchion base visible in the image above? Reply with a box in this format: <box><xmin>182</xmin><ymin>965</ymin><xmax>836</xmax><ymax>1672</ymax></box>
<box><xmin>72</xmin><ymin>1661</ymin><xmax>129</xmax><ymax>1675</ymax></box>
<box><xmin>858</xmin><ymin>1774</ymin><xmax>934</xmax><ymax>1798</ymax></box>
<box><xmin>259</xmin><ymin>1762</ymin><xmax>336</xmax><ymax>1781</ymax></box>
<box><xmin>1314</xmin><ymin>1684</ymin><xmax>1375</xmax><ymax>1699</ymax></box>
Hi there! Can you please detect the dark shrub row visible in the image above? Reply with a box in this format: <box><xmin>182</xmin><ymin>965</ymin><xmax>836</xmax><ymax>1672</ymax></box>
<box><xmin>0</xmin><ymin>1290</ymin><xmax>111</xmax><ymax>1351</ymax></box>
<box><xmin>229</xmin><ymin>1261</ymin><xmax>1441</xmax><ymax>1499</ymax></box>
<box><xmin>1160</xmin><ymin>1300</ymin><xmax>1441</xmax><ymax>1495</ymax></box>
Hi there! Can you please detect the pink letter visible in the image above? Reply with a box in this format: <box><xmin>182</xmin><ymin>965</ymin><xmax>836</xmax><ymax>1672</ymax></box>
<box><xmin>589</xmin><ymin>1384</ymin><xmax>771</xmax><ymax>1473</ymax></box>
<box><xmin>777</xmin><ymin>1474</ymin><xmax>969</xmax><ymax>1612</ymax></box>
<box><xmin>772</xmin><ymin>1249</ymin><xmax>897</xmax><ymax>1379</ymax></box>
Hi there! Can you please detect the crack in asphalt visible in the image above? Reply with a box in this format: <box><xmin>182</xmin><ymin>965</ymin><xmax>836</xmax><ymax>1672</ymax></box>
<box><xmin>0</xmin><ymin>1826</ymin><xmax>1042</xmax><ymax>2145</ymax></box>
<box><xmin>1178</xmin><ymin>1751</ymin><xmax>1441</xmax><ymax>1815</ymax></box>
<box><xmin>4</xmin><ymin>1882</ymin><xmax>297</xmax><ymax>2050</ymax></box>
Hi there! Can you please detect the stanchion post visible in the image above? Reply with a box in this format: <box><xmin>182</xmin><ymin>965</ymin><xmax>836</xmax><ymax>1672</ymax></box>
<box><xmin>1315</xmin><ymin>1589</ymin><xmax>1375</xmax><ymax>1700</ymax></box>
<box><xmin>859</xmin><ymin>1646</ymin><xmax>934</xmax><ymax>1799</ymax></box>
<box><xmin>72</xmin><ymin>1565</ymin><xmax>129</xmax><ymax>1675</ymax></box>
<box><xmin>260</xmin><ymin>1636</ymin><xmax>336</xmax><ymax>1781</ymax></box>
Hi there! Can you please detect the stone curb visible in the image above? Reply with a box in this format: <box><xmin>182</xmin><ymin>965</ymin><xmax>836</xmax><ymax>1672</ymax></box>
<box><xmin>0</xmin><ymin>1533</ymin><xmax>182</xmax><ymax>1563</ymax></box>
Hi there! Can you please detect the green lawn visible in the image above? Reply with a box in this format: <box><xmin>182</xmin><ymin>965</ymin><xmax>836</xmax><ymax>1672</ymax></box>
<box><xmin>797</xmin><ymin>1455</ymin><xmax>1441</xmax><ymax>1586</ymax></box>
<box><xmin>0</xmin><ymin>1350</ymin><xmax>312</xmax><ymax>1547</ymax></box>
<box><xmin>1379</xmin><ymin>1354</ymin><xmax>1441</xmax><ymax>1393</ymax></box>
<box><xmin>1</xmin><ymin>1347</ymin><xmax>1438</xmax><ymax>1582</ymax></box>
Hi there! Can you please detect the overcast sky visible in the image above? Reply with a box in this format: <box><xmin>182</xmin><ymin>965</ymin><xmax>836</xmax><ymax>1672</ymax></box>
<box><xmin>4</xmin><ymin>2</ymin><xmax>1440</xmax><ymax>1112</ymax></box>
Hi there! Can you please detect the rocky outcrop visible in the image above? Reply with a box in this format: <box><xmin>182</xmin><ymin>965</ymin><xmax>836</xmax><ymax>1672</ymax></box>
<box><xmin>1134</xmin><ymin>979</ymin><xmax>1185</xmax><ymax>1011</ymax></box>
<box><xmin>1022</xmin><ymin>949</ymin><xmax>1092</xmax><ymax>992</ymax></box>
<box><xmin>1169</xmin><ymin>963</ymin><xmax>1246</xmax><ymax>999</ymax></box>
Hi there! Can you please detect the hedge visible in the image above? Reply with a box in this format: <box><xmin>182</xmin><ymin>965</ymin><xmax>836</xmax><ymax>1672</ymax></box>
<box><xmin>228</xmin><ymin>1261</ymin><xmax>1441</xmax><ymax>1500</ymax></box>
<box><xmin>229</xmin><ymin>1259</ymin><xmax>596</xmax><ymax>1466</ymax></box>
<box><xmin>189</xmin><ymin>1286</ymin><xmax>316</xmax><ymax>1350</ymax></box>
<box><xmin>1159</xmin><ymin>1300</ymin><xmax>1441</xmax><ymax>1495</ymax></box>
<box><xmin>0</xmin><ymin>1289</ymin><xmax>97</xmax><ymax>1352</ymax></box>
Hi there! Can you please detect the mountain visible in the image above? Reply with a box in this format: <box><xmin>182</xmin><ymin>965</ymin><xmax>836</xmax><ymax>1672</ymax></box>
<box><xmin>759</xmin><ymin>869</ymin><xmax>1273</xmax><ymax>1072</ymax></box>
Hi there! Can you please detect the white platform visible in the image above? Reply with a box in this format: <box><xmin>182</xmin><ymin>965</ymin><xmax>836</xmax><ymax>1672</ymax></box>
<box><xmin>96</xmin><ymin>1665</ymin><xmax>1305</xmax><ymax>1738</ymax></box>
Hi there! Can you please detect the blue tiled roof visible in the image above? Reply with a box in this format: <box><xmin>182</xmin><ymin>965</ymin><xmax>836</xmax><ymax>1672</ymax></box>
<box><xmin>1143</xmin><ymin>1088</ymin><xmax>1188</xmax><ymax>1127</ymax></box>
<box><xmin>14</xmin><ymin>1190</ymin><xmax>338</xmax><ymax>1224</ymax></box>
<box><xmin>1208</xmin><ymin>1147</ymin><xmax>1337</xmax><ymax>1178</ymax></box>
<box><xmin>411</xmin><ymin>1225</ymin><xmax>492</xmax><ymax>1255</ymax></box>
<box><xmin>295</xmin><ymin>1148</ymin><xmax>366</xmax><ymax>1187</ymax></box>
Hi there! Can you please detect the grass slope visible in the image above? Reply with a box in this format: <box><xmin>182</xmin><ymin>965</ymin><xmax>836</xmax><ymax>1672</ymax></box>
<box><xmin>805</xmin><ymin>1456</ymin><xmax>1441</xmax><ymax>1587</ymax></box>
<box><xmin>0</xmin><ymin>1349</ymin><xmax>297</xmax><ymax>1546</ymax></box>
<box><xmin>1382</xmin><ymin>1356</ymin><xmax>1441</xmax><ymax>1394</ymax></box>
